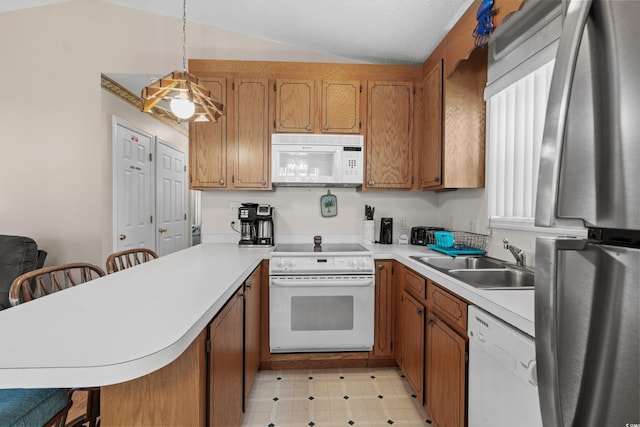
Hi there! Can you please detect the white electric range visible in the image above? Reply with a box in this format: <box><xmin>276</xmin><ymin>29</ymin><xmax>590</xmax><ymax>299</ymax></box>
<box><xmin>269</xmin><ymin>243</ymin><xmax>375</xmax><ymax>353</ymax></box>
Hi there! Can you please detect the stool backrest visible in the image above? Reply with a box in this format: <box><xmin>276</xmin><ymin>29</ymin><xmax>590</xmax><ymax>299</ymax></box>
<box><xmin>106</xmin><ymin>248</ymin><xmax>158</xmax><ymax>274</ymax></box>
<box><xmin>9</xmin><ymin>263</ymin><xmax>106</xmax><ymax>306</ymax></box>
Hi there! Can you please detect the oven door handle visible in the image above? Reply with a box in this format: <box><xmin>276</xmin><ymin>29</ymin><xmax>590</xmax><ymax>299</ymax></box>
<box><xmin>270</xmin><ymin>278</ymin><xmax>374</xmax><ymax>287</ymax></box>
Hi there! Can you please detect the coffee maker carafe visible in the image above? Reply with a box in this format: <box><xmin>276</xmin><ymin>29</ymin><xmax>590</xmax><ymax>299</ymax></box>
<box><xmin>238</xmin><ymin>203</ymin><xmax>274</xmax><ymax>247</ymax></box>
<box><xmin>256</xmin><ymin>205</ymin><xmax>274</xmax><ymax>246</ymax></box>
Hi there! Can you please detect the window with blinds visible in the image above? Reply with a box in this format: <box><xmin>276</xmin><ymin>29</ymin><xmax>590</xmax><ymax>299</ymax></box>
<box><xmin>486</xmin><ymin>60</ymin><xmax>554</xmax><ymax>229</ymax></box>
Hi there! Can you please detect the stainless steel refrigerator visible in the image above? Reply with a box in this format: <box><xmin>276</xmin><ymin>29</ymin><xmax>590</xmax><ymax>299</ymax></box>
<box><xmin>535</xmin><ymin>1</ymin><xmax>640</xmax><ymax>426</ymax></box>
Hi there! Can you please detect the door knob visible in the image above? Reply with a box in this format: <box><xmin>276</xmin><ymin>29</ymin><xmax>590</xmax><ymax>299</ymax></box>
<box><xmin>119</xmin><ymin>234</ymin><xmax>126</xmax><ymax>240</ymax></box>
<box><xmin>159</xmin><ymin>228</ymin><xmax>168</xmax><ymax>233</ymax></box>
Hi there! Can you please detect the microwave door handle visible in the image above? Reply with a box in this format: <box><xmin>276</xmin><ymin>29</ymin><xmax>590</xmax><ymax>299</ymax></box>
<box><xmin>535</xmin><ymin>0</ymin><xmax>592</xmax><ymax>228</ymax></box>
<box><xmin>270</xmin><ymin>278</ymin><xmax>374</xmax><ymax>287</ymax></box>
<box><xmin>535</xmin><ymin>236</ymin><xmax>588</xmax><ymax>427</ymax></box>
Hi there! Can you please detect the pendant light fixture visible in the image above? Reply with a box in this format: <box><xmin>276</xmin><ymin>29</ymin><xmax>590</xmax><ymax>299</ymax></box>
<box><xmin>141</xmin><ymin>0</ymin><xmax>223</xmax><ymax>122</ymax></box>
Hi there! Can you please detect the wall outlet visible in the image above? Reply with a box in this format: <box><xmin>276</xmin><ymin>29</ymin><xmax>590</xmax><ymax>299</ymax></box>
<box><xmin>229</xmin><ymin>202</ymin><xmax>239</xmax><ymax>216</ymax></box>
<box><xmin>470</xmin><ymin>220</ymin><xmax>477</xmax><ymax>233</ymax></box>
<box><xmin>397</xmin><ymin>216</ymin><xmax>407</xmax><ymax>232</ymax></box>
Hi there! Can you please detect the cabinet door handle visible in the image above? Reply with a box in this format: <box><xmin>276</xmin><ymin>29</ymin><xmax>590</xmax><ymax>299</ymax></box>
<box><xmin>306</xmin><ymin>125</ymin><xmax>313</xmax><ymax>131</ymax></box>
<box><xmin>246</xmin><ymin>284</ymin><xmax>252</xmax><ymax>290</ymax></box>
<box><xmin>377</xmin><ymin>264</ymin><xmax>384</xmax><ymax>270</ymax></box>
<box><xmin>368</xmin><ymin>180</ymin><xmax>375</xmax><ymax>186</ymax></box>
<box><xmin>416</xmin><ymin>308</ymin><xmax>423</xmax><ymax>315</ymax></box>
<box><xmin>434</xmin><ymin>177</ymin><xmax>440</xmax><ymax>182</ymax></box>
<box><xmin>324</xmin><ymin>124</ymin><xmax>330</xmax><ymax>131</ymax></box>
<box><xmin>428</xmin><ymin>318</ymin><xmax>435</xmax><ymax>326</ymax></box>
<box><xmin>260</xmin><ymin>179</ymin><xmax>266</xmax><ymax>185</ymax></box>
<box><xmin>159</xmin><ymin>227</ymin><xmax>168</xmax><ymax>233</ymax></box>
<box><xmin>219</xmin><ymin>179</ymin><xmax>225</xmax><ymax>185</ymax></box>
<box><xmin>119</xmin><ymin>234</ymin><xmax>126</xmax><ymax>241</ymax></box>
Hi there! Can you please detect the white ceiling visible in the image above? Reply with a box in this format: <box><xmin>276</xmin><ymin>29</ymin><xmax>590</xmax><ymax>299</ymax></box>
<box><xmin>3</xmin><ymin>0</ymin><xmax>476</xmax><ymax>65</ymax></box>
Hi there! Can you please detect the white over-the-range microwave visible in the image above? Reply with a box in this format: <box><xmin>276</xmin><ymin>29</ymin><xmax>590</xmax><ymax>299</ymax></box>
<box><xmin>271</xmin><ymin>133</ymin><xmax>364</xmax><ymax>187</ymax></box>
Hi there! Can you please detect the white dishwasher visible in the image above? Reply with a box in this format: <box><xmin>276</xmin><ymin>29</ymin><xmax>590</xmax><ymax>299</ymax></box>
<box><xmin>467</xmin><ymin>306</ymin><xmax>542</xmax><ymax>427</ymax></box>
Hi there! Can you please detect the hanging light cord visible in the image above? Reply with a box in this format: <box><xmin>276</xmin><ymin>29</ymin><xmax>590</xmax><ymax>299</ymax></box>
<box><xmin>181</xmin><ymin>0</ymin><xmax>187</xmax><ymax>71</ymax></box>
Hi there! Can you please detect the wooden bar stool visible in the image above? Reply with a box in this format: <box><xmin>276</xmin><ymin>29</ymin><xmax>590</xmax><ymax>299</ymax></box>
<box><xmin>8</xmin><ymin>263</ymin><xmax>107</xmax><ymax>427</ymax></box>
<box><xmin>106</xmin><ymin>248</ymin><xmax>158</xmax><ymax>274</ymax></box>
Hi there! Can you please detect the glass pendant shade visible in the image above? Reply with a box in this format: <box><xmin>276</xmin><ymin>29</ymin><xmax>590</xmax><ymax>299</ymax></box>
<box><xmin>170</xmin><ymin>98</ymin><xmax>196</xmax><ymax>119</ymax></box>
<box><xmin>139</xmin><ymin>0</ymin><xmax>224</xmax><ymax>123</ymax></box>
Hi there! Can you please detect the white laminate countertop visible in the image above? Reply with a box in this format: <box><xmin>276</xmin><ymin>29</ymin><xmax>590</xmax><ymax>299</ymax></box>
<box><xmin>0</xmin><ymin>244</ymin><xmax>270</xmax><ymax>388</ymax></box>
<box><xmin>364</xmin><ymin>243</ymin><xmax>536</xmax><ymax>338</ymax></box>
<box><xmin>0</xmin><ymin>242</ymin><xmax>534</xmax><ymax>388</ymax></box>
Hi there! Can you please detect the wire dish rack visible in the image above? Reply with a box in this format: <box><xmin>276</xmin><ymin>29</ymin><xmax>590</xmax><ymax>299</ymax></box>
<box><xmin>427</xmin><ymin>231</ymin><xmax>488</xmax><ymax>256</ymax></box>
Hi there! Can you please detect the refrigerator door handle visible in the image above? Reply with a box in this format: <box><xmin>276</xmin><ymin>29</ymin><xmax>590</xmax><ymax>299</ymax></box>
<box><xmin>535</xmin><ymin>236</ymin><xmax>588</xmax><ymax>427</ymax></box>
<box><xmin>535</xmin><ymin>0</ymin><xmax>592</xmax><ymax>228</ymax></box>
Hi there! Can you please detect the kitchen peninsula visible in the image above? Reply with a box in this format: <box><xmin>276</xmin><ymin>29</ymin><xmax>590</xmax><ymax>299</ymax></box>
<box><xmin>0</xmin><ymin>243</ymin><xmax>534</xmax><ymax>425</ymax></box>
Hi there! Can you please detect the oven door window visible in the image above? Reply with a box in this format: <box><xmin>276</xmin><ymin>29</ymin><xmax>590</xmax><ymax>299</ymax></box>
<box><xmin>291</xmin><ymin>296</ymin><xmax>353</xmax><ymax>331</ymax></box>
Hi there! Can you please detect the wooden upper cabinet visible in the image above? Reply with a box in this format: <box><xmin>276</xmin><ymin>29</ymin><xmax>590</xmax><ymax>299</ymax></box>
<box><xmin>441</xmin><ymin>49</ymin><xmax>486</xmax><ymax>189</ymax></box>
<box><xmin>421</xmin><ymin>60</ymin><xmax>443</xmax><ymax>189</ymax></box>
<box><xmin>229</xmin><ymin>78</ymin><xmax>270</xmax><ymax>189</ymax></box>
<box><xmin>365</xmin><ymin>81</ymin><xmax>413</xmax><ymax>189</ymax></box>
<box><xmin>274</xmin><ymin>79</ymin><xmax>315</xmax><ymax>133</ymax></box>
<box><xmin>189</xmin><ymin>77</ymin><xmax>227</xmax><ymax>189</ymax></box>
<box><xmin>274</xmin><ymin>79</ymin><xmax>361</xmax><ymax>134</ymax></box>
<box><xmin>322</xmin><ymin>80</ymin><xmax>361</xmax><ymax>134</ymax></box>
<box><xmin>419</xmin><ymin>41</ymin><xmax>486</xmax><ymax>190</ymax></box>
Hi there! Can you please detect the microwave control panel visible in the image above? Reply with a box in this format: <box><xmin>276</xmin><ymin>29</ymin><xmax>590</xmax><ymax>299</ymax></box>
<box><xmin>342</xmin><ymin>147</ymin><xmax>363</xmax><ymax>184</ymax></box>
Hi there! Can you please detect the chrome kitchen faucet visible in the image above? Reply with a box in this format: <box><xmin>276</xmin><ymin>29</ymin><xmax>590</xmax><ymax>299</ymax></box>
<box><xmin>503</xmin><ymin>239</ymin><xmax>526</xmax><ymax>267</ymax></box>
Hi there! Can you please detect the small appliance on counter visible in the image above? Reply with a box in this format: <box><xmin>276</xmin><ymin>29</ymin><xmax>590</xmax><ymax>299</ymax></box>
<box><xmin>238</xmin><ymin>203</ymin><xmax>274</xmax><ymax>247</ymax></box>
<box><xmin>379</xmin><ymin>217</ymin><xmax>393</xmax><ymax>244</ymax></box>
<box><xmin>411</xmin><ymin>226</ymin><xmax>445</xmax><ymax>246</ymax></box>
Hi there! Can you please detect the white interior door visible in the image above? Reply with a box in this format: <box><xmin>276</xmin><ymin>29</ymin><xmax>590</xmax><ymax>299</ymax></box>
<box><xmin>113</xmin><ymin>119</ymin><xmax>154</xmax><ymax>251</ymax></box>
<box><xmin>155</xmin><ymin>139</ymin><xmax>188</xmax><ymax>256</ymax></box>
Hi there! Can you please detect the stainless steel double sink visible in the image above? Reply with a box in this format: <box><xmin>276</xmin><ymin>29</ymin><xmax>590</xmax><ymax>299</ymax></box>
<box><xmin>409</xmin><ymin>255</ymin><xmax>534</xmax><ymax>290</ymax></box>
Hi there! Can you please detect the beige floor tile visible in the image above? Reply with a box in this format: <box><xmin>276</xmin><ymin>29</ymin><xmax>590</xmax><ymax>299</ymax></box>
<box><xmin>244</xmin><ymin>367</ymin><xmax>428</xmax><ymax>426</ymax></box>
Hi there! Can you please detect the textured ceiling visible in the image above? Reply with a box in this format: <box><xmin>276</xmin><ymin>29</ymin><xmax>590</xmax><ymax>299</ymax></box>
<box><xmin>108</xmin><ymin>0</ymin><xmax>476</xmax><ymax>65</ymax></box>
<box><xmin>1</xmin><ymin>0</ymin><xmax>476</xmax><ymax>65</ymax></box>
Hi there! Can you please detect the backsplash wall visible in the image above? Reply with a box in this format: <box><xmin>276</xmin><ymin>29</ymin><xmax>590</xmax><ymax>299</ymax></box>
<box><xmin>200</xmin><ymin>188</ymin><xmax>439</xmax><ymax>243</ymax></box>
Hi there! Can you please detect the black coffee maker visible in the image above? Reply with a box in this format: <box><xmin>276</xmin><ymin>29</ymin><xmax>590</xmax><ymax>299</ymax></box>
<box><xmin>379</xmin><ymin>217</ymin><xmax>393</xmax><ymax>244</ymax></box>
<box><xmin>238</xmin><ymin>203</ymin><xmax>274</xmax><ymax>247</ymax></box>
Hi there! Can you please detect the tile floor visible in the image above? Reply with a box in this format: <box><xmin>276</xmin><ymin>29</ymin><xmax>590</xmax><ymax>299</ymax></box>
<box><xmin>241</xmin><ymin>367</ymin><xmax>430</xmax><ymax>426</ymax></box>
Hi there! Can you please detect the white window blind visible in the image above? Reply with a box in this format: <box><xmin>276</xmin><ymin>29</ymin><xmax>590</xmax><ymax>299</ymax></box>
<box><xmin>487</xmin><ymin>60</ymin><xmax>554</xmax><ymax>229</ymax></box>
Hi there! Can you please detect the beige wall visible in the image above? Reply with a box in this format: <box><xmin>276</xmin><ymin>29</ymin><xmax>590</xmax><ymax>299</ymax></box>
<box><xmin>0</xmin><ymin>0</ymin><xmax>362</xmax><ymax>266</ymax></box>
<box><xmin>0</xmin><ymin>0</ymin><xmax>546</xmax><ymax>267</ymax></box>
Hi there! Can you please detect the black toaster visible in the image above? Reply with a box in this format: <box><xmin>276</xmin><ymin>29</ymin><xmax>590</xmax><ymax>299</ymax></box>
<box><xmin>411</xmin><ymin>226</ymin><xmax>445</xmax><ymax>246</ymax></box>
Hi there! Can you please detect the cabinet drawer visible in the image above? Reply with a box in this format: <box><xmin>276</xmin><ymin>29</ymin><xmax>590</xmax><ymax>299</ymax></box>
<box><xmin>427</xmin><ymin>281</ymin><xmax>468</xmax><ymax>333</ymax></box>
<box><xmin>403</xmin><ymin>268</ymin><xmax>426</xmax><ymax>300</ymax></box>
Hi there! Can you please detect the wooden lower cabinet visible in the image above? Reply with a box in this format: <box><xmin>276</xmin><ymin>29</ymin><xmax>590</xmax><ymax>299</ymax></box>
<box><xmin>425</xmin><ymin>313</ymin><xmax>467</xmax><ymax>427</ymax></box>
<box><xmin>101</xmin><ymin>329</ymin><xmax>207</xmax><ymax>426</ymax></box>
<box><xmin>209</xmin><ymin>287</ymin><xmax>244</xmax><ymax>427</ymax></box>
<box><xmin>372</xmin><ymin>260</ymin><xmax>394</xmax><ymax>359</ymax></box>
<box><xmin>424</xmin><ymin>280</ymin><xmax>469</xmax><ymax>427</ymax></box>
<box><xmin>244</xmin><ymin>264</ymin><xmax>262</xmax><ymax>408</ymax></box>
<box><xmin>399</xmin><ymin>290</ymin><xmax>425</xmax><ymax>402</ymax></box>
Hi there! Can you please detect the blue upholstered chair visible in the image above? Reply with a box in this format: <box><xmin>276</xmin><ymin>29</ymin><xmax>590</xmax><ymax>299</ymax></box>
<box><xmin>0</xmin><ymin>388</ymin><xmax>71</xmax><ymax>427</ymax></box>
<box><xmin>6</xmin><ymin>263</ymin><xmax>106</xmax><ymax>427</ymax></box>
